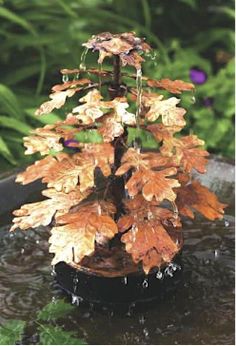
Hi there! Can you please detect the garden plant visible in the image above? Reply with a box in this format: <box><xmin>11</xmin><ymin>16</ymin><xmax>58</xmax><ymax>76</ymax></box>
<box><xmin>10</xmin><ymin>32</ymin><xmax>227</xmax><ymax>277</ymax></box>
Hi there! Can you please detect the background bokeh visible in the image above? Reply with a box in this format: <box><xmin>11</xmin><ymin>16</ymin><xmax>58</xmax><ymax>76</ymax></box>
<box><xmin>0</xmin><ymin>0</ymin><xmax>234</xmax><ymax>172</ymax></box>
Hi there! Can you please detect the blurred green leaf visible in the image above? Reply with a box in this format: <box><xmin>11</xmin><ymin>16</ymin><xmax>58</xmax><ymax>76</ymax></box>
<box><xmin>0</xmin><ymin>115</ymin><xmax>31</xmax><ymax>134</ymax></box>
<box><xmin>0</xmin><ymin>84</ymin><xmax>22</xmax><ymax>119</ymax></box>
<box><xmin>38</xmin><ymin>325</ymin><xmax>86</xmax><ymax>345</ymax></box>
<box><xmin>0</xmin><ymin>320</ymin><xmax>25</xmax><ymax>345</ymax></box>
<box><xmin>74</xmin><ymin>130</ymin><xmax>103</xmax><ymax>143</ymax></box>
<box><xmin>25</xmin><ymin>108</ymin><xmax>62</xmax><ymax>124</ymax></box>
<box><xmin>37</xmin><ymin>299</ymin><xmax>74</xmax><ymax>321</ymax></box>
<box><xmin>0</xmin><ymin>136</ymin><xmax>17</xmax><ymax>165</ymax></box>
<box><xmin>127</xmin><ymin>127</ymin><xmax>159</xmax><ymax>149</ymax></box>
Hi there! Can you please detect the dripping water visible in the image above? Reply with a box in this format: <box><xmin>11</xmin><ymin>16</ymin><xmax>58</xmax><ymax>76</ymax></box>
<box><xmin>135</xmin><ymin>68</ymin><xmax>143</xmax><ymax>131</ymax></box>
<box><xmin>142</xmin><ymin>278</ymin><xmax>149</xmax><ymax>289</ymax></box>
<box><xmin>62</xmin><ymin>74</ymin><xmax>69</xmax><ymax>83</ymax></box>
<box><xmin>156</xmin><ymin>269</ymin><xmax>163</xmax><ymax>280</ymax></box>
<box><xmin>98</xmin><ymin>63</ymin><xmax>102</xmax><ymax>92</ymax></box>
<box><xmin>79</xmin><ymin>47</ymin><xmax>89</xmax><ymax>71</ymax></box>
<box><xmin>122</xmin><ymin>276</ymin><xmax>128</xmax><ymax>285</ymax></box>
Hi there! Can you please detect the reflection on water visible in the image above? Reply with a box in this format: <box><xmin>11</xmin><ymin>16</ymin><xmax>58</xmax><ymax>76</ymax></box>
<box><xmin>0</xmin><ymin>215</ymin><xmax>234</xmax><ymax>345</ymax></box>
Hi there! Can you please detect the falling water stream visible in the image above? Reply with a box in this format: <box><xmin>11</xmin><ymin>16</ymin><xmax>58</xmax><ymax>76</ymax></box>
<box><xmin>135</xmin><ymin>68</ymin><xmax>143</xmax><ymax>130</ymax></box>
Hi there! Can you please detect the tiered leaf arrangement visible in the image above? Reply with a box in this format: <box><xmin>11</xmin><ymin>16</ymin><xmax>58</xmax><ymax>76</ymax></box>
<box><xmin>11</xmin><ymin>32</ymin><xmax>227</xmax><ymax>274</ymax></box>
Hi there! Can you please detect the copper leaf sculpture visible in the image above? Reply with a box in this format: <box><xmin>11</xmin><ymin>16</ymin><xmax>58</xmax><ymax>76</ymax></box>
<box><xmin>11</xmin><ymin>32</ymin><xmax>227</xmax><ymax>274</ymax></box>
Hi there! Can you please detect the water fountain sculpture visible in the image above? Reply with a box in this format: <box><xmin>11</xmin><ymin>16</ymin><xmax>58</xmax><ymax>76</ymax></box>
<box><xmin>10</xmin><ymin>32</ymin><xmax>227</xmax><ymax>303</ymax></box>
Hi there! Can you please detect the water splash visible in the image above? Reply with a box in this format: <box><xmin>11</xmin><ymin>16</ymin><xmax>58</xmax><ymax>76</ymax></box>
<box><xmin>79</xmin><ymin>47</ymin><xmax>89</xmax><ymax>71</ymax></box>
<box><xmin>142</xmin><ymin>278</ymin><xmax>149</xmax><ymax>288</ymax></box>
<box><xmin>71</xmin><ymin>294</ymin><xmax>83</xmax><ymax>306</ymax></box>
<box><xmin>164</xmin><ymin>262</ymin><xmax>181</xmax><ymax>277</ymax></box>
<box><xmin>62</xmin><ymin>74</ymin><xmax>69</xmax><ymax>83</ymax></box>
<box><xmin>135</xmin><ymin>68</ymin><xmax>143</xmax><ymax>130</ymax></box>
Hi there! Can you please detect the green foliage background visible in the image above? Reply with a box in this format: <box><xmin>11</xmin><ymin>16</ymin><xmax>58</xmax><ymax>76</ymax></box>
<box><xmin>0</xmin><ymin>0</ymin><xmax>234</xmax><ymax>172</ymax></box>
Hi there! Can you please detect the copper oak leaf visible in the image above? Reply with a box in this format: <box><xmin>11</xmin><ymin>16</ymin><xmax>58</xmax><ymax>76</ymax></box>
<box><xmin>143</xmin><ymin>94</ymin><xmax>186</xmax><ymax>128</ymax></box>
<box><xmin>49</xmin><ymin>201</ymin><xmax>118</xmax><ymax>265</ymax></box>
<box><xmin>147</xmin><ymin>78</ymin><xmax>194</xmax><ymax>94</ymax></box>
<box><xmin>121</xmin><ymin>221</ymin><xmax>179</xmax><ymax>274</ymax></box>
<box><xmin>10</xmin><ymin>187</ymin><xmax>87</xmax><ymax>232</ymax></box>
<box><xmin>35</xmin><ymin>89</ymin><xmax>76</xmax><ymax>116</ymax></box>
<box><xmin>16</xmin><ymin>155</ymin><xmax>57</xmax><ymax>185</ymax></box>
<box><xmin>115</xmin><ymin>148</ymin><xmax>179</xmax><ymax>202</ymax></box>
<box><xmin>23</xmin><ymin>125</ymin><xmax>63</xmax><ymax>155</ymax></box>
<box><xmin>43</xmin><ymin>144</ymin><xmax>114</xmax><ymax>192</ymax></box>
<box><xmin>176</xmin><ymin>180</ymin><xmax>227</xmax><ymax>220</ymax></box>
<box><xmin>161</xmin><ymin>135</ymin><xmax>209</xmax><ymax>173</ymax></box>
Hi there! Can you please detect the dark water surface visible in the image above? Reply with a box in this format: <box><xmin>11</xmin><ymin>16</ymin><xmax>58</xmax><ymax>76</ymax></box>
<box><xmin>0</xmin><ymin>215</ymin><xmax>234</xmax><ymax>345</ymax></box>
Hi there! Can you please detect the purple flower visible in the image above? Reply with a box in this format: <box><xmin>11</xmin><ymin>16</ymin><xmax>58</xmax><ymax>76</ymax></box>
<box><xmin>203</xmin><ymin>97</ymin><xmax>214</xmax><ymax>107</ymax></box>
<box><xmin>189</xmin><ymin>68</ymin><xmax>207</xmax><ymax>85</ymax></box>
<box><xmin>64</xmin><ymin>139</ymin><xmax>79</xmax><ymax>148</ymax></box>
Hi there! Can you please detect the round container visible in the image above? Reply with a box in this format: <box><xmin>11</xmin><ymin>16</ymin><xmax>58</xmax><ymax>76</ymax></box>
<box><xmin>55</xmin><ymin>239</ymin><xmax>183</xmax><ymax>305</ymax></box>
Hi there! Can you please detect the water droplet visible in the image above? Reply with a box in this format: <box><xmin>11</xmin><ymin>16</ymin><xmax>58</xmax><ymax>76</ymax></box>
<box><xmin>139</xmin><ymin>315</ymin><xmax>145</xmax><ymax>325</ymax></box>
<box><xmin>143</xmin><ymin>327</ymin><xmax>149</xmax><ymax>338</ymax></box>
<box><xmin>51</xmin><ymin>265</ymin><xmax>56</xmax><ymax>277</ymax></box>
<box><xmin>156</xmin><ymin>270</ymin><xmax>163</xmax><ymax>280</ymax></box>
<box><xmin>20</xmin><ymin>248</ymin><xmax>25</xmax><ymax>254</ymax></box>
<box><xmin>142</xmin><ymin>279</ymin><xmax>149</xmax><ymax>288</ymax></box>
<box><xmin>224</xmin><ymin>220</ymin><xmax>230</xmax><ymax>227</ymax></box>
<box><xmin>191</xmin><ymin>95</ymin><xmax>196</xmax><ymax>104</ymax></box>
<box><xmin>62</xmin><ymin>74</ymin><xmax>69</xmax><ymax>83</ymax></box>
<box><xmin>126</xmin><ymin>302</ymin><xmax>136</xmax><ymax>316</ymax></box>
<box><xmin>135</xmin><ymin>68</ymin><xmax>143</xmax><ymax>130</ymax></box>
<box><xmin>79</xmin><ymin>48</ymin><xmax>89</xmax><ymax>71</ymax></box>
<box><xmin>122</xmin><ymin>276</ymin><xmax>128</xmax><ymax>285</ymax></box>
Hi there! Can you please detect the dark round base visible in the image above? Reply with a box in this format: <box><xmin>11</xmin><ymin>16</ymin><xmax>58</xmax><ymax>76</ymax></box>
<box><xmin>55</xmin><ymin>257</ymin><xmax>183</xmax><ymax>305</ymax></box>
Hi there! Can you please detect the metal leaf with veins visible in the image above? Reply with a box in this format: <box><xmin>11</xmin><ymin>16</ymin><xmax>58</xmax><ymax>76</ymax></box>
<box><xmin>143</xmin><ymin>94</ymin><xmax>186</xmax><ymax>128</ymax></box>
<box><xmin>147</xmin><ymin>78</ymin><xmax>194</xmax><ymax>94</ymax></box>
<box><xmin>49</xmin><ymin>200</ymin><xmax>118</xmax><ymax>265</ymax></box>
<box><xmin>176</xmin><ymin>180</ymin><xmax>226</xmax><ymax>220</ymax></box>
<box><xmin>35</xmin><ymin>89</ymin><xmax>76</xmax><ymax>116</ymax></box>
<box><xmin>23</xmin><ymin>125</ymin><xmax>63</xmax><ymax>155</ymax></box>
<box><xmin>10</xmin><ymin>187</ymin><xmax>88</xmax><ymax>232</ymax></box>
